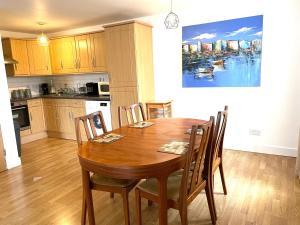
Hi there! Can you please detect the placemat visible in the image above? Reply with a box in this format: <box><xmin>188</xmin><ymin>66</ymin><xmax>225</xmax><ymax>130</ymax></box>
<box><xmin>129</xmin><ymin>121</ymin><xmax>154</xmax><ymax>128</ymax></box>
<box><xmin>158</xmin><ymin>141</ymin><xmax>189</xmax><ymax>155</ymax></box>
<box><xmin>93</xmin><ymin>133</ymin><xmax>124</xmax><ymax>144</ymax></box>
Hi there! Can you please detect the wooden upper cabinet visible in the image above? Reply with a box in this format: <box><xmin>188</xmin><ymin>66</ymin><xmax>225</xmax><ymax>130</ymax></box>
<box><xmin>27</xmin><ymin>40</ymin><xmax>52</xmax><ymax>75</ymax></box>
<box><xmin>104</xmin><ymin>24</ymin><xmax>137</xmax><ymax>87</ymax></box>
<box><xmin>89</xmin><ymin>32</ymin><xmax>106</xmax><ymax>72</ymax></box>
<box><xmin>75</xmin><ymin>34</ymin><xmax>93</xmax><ymax>73</ymax></box>
<box><xmin>49</xmin><ymin>38</ymin><xmax>62</xmax><ymax>74</ymax></box>
<box><xmin>2</xmin><ymin>38</ymin><xmax>30</xmax><ymax>76</ymax></box>
<box><xmin>49</xmin><ymin>37</ymin><xmax>77</xmax><ymax>74</ymax></box>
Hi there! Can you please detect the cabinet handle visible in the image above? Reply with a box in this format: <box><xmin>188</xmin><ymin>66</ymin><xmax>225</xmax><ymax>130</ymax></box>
<box><xmin>78</xmin><ymin>60</ymin><xmax>81</xmax><ymax>69</ymax></box>
<box><xmin>60</xmin><ymin>61</ymin><xmax>63</xmax><ymax>69</ymax></box>
<box><xmin>30</xmin><ymin>112</ymin><xmax>32</xmax><ymax>121</ymax></box>
<box><xmin>92</xmin><ymin>57</ymin><xmax>96</xmax><ymax>67</ymax></box>
<box><xmin>14</xmin><ymin>64</ymin><xmax>18</xmax><ymax>71</ymax></box>
<box><xmin>46</xmin><ymin>65</ymin><xmax>48</xmax><ymax>70</ymax></box>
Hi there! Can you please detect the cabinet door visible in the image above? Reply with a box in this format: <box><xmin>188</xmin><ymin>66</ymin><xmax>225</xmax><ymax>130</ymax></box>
<box><xmin>50</xmin><ymin>37</ymin><xmax>77</xmax><ymax>74</ymax></box>
<box><xmin>49</xmin><ymin>38</ymin><xmax>63</xmax><ymax>74</ymax></box>
<box><xmin>60</xmin><ymin>37</ymin><xmax>77</xmax><ymax>74</ymax></box>
<box><xmin>75</xmin><ymin>35</ymin><xmax>93</xmax><ymax>73</ymax></box>
<box><xmin>0</xmin><ymin>127</ymin><xmax>6</xmax><ymax>172</ymax></box>
<box><xmin>70</xmin><ymin>107</ymin><xmax>86</xmax><ymax>139</ymax></box>
<box><xmin>105</xmin><ymin>24</ymin><xmax>137</xmax><ymax>87</ymax></box>
<box><xmin>29</xmin><ymin>105</ymin><xmax>46</xmax><ymax>134</ymax></box>
<box><xmin>27</xmin><ymin>40</ymin><xmax>52</xmax><ymax>75</ymax></box>
<box><xmin>6</xmin><ymin>39</ymin><xmax>30</xmax><ymax>75</ymax></box>
<box><xmin>57</xmin><ymin>106</ymin><xmax>74</xmax><ymax>134</ymax></box>
<box><xmin>110</xmin><ymin>87</ymin><xmax>138</xmax><ymax>129</ymax></box>
<box><xmin>43</xmin><ymin>105</ymin><xmax>58</xmax><ymax>132</ymax></box>
<box><xmin>90</xmin><ymin>32</ymin><xmax>106</xmax><ymax>72</ymax></box>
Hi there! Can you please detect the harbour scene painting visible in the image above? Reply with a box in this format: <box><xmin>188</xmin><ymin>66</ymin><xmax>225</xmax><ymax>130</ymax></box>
<box><xmin>182</xmin><ymin>15</ymin><xmax>263</xmax><ymax>87</ymax></box>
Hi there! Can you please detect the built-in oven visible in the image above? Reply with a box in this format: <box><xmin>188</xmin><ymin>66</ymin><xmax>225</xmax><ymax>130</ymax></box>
<box><xmin>11</xmin><ymin>101</ymin><xmax>30</xmax><ymax>131</ymax></box>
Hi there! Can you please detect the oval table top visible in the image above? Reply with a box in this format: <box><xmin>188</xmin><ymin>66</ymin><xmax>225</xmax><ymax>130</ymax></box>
<box><xmin>78</xmin><ymin>118</ymin><xmax>207</xmax><ymax>179</ymax></box>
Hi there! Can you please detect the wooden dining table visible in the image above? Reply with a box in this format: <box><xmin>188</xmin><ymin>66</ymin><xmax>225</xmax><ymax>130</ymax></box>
<box><xmin>77</xmin><ymin>118</ymin><xmax>207</xmax><ymax>225</ymax></box>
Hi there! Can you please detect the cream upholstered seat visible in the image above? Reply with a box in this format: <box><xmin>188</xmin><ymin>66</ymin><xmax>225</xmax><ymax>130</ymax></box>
<box><xmin>138</xmin><ymin>172</ymin><xmax>183</xmax><ymax>201</ymax></box>
<box><xmin>91</xmin><ymin>174</ymin><xmax>137</xmax><ymax>187</ymax></box>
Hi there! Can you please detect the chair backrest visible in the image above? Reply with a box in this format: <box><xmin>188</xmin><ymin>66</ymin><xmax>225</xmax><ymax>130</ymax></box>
<box><xmin>118</xmin><ymin>103</ymin><xmax>146</xmax><ymax>127</ymax></box>
<box><xmin>213</xmin><ymin>105</ymin><xmax>228</xmax><ymax>160</ymax></box>
<box><xmin>179</xmin><ymin>116</ymin><xmax>214</xmax><ymax>204</ymax></box>
<box><xmin>75</xmin><ymin>111</ymin><xmax>108</xmax><ymax>146</ymax></box>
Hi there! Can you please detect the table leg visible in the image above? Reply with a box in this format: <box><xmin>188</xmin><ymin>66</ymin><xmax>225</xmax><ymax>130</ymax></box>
<box><xmin>157</xmin><ymin>176</ymin><xmax>168</xmax><ymax>225</ymax></box>
<box><xmin>82</xmin><ymin>168</ymin><xmax>95</xmax><ymax>225</ymax></box>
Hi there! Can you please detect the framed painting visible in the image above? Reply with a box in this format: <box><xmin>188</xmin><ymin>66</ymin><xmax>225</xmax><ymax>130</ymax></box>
<box><xmin>182</xmin><ymin>15</ymin><xmax>263</xmax><ymax>87</ymax></box>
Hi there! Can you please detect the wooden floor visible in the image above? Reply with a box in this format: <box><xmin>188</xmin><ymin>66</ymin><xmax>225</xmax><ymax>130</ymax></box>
<box><xmin>0</xmin><ymin>138</ymin><xmax>299</xmax><ymax>225</ymax></box>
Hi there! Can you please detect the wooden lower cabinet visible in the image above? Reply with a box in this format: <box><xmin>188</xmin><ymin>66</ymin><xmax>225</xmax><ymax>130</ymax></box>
<box><xmin>110</xmin><ymin>87</ymin><xmax>138</xmax><ymax>129</ymax></box>
<box><xmin>43</xmin><ymin>104</ymin><xmax>59</xmax><ymax>132</ymax></box>
<box><xmin>0</xmin><ymin>126</ymin><xmax>7</xmax><ymax>172</ymax></box>
<box><xmin>28</xmin><ymin>104</ymin><xmax>46</xmax><ymax>134</ymax></box>
<box><xmin>43</xmin><ymin>99</ymin><xmax>85</xmax><ymax>140</ymax></box>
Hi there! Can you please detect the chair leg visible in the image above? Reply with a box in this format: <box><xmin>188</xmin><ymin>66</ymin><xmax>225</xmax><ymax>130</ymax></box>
<box><xmin>219</xmin><ymin>162</ymin><xmax>227</xmax><ymax>195</ymax></box>
<box><xmin>205</xmin><ymin>184</ymin><xmax>216</xmax><ymax>225</ymax></box>
<box><xmin>179</xmin><ymin>205</ymin><xmax>188</xmax><ymax>225</ymax></box>
<box><xmin>147</xmin><ymin>200</ymin><xmax>153</xmax><ymax>206</ymax></box>
<box><xmin>81</xmin><ymin>190</ymin><xmax>87</xmax><ymax>225</ymax></box>
<box><xmin>122</xmin><ymin>189</ymin><xmax>130</xmax><ymax>225</ymax></box>
<box><xmin>135</xmin><ymin>188</ymin><xmax>142</xmax><ymax>225</ymax></box>
<box><xmin>82</xmin><ymin>169</ymin><xmax>95</xmax><ymax>225</ymax></box>
<box><xmin>110</xmin><ymin>192</ymin><xmax>115</xmax><ymax>199</ymax></box>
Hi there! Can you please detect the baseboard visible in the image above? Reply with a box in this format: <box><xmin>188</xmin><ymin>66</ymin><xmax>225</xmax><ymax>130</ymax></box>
<box><xmin>47</xmin><ymin>131</ymin><xmax>76</xmax><ymax>140</ymax></box>
<box><xmin>21</xmin><ymin>131</ymin><xmax>48</xmax><ymax>144</ymax></box>
<box><xmin>227</xmin><ymin>145</ymin><xmax>297</xmax><ymax>157</ymax></box>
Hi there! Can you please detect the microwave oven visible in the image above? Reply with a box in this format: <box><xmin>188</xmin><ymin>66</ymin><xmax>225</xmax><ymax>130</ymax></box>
<box><xmin>98</xmin><ymin>82</ymin><xmax>110</xmax><ymax>95</ymax></box>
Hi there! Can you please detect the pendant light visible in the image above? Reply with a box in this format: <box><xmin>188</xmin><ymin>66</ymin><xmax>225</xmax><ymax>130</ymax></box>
<box><xmin>164</xmin><ymin>0</ymin><xmax>179</xmax><ymax>29</ymax></box>
<box><xmin>37</xmin><ymin>22</ymin><xmax>49</xmax><ymax>46</ymax></box>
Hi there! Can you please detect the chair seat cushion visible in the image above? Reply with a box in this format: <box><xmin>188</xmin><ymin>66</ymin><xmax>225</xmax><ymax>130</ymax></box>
<box><xmin>138</xmin><ymin>171</ymin><xmax>183</xmax><ymax>200</ymax></box>
<box><xmin>91</xmin><ymin>173</ymin><xmax>137</xmax><ymax>187</ymax></box>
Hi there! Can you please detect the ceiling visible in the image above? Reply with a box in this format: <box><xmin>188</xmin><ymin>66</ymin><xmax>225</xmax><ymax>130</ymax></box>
<box><xmin>0</xmin><ymin>0</ymin><xmax>172</xmax><ymax>33</ymax></box>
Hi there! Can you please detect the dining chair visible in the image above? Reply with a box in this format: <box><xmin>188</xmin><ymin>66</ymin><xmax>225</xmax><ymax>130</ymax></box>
<box><xmin>118</xmin><ymin>103</ymin><xmax>146</xmax><ymax>127</ymax></box>
<box><xmin>135</xmin><ymin>117</ymin><xmax>217</xmax><ymax>225</ymax></box>
<box><xmin>212</xmin><ymin>105</ymin><xmax>228</xmax><ymax>195</ymax></box>
<box><xmin>75</xmin><ymin>111</ymin><xmax>139</xmax><ymax>225</ymax></box>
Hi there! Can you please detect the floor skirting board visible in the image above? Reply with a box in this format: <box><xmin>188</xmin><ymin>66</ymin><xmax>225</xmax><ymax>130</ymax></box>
<box><xmin>225</xmin><ymin>145</ymin><xmax>297</xmax><ymax>157</ymax></box>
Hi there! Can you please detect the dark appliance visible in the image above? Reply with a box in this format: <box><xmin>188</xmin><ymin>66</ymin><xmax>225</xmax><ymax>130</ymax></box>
<box><xmin>86</xmin><ymin>82</ymin><xmax>99</xmax><ymax>96</ymax></box>
<box><xmin>40</xmin><ymin>83</ymin><xmax>49</xmax><ymax>95</ymax></box>
<box><xmin>11</xmin><ymin>101</ymin><xmax>30</xmax><ymax>131</ymax></box>
<box><xmin>13</xmin><ymin>119</ymin><xmax>21</xmax><ymax>157</ymax></box>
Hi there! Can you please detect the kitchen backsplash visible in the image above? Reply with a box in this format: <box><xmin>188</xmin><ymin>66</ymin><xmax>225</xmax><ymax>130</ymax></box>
<box><xmin>7</xmin><ymin>73</ymin><xmax>109</xmax><ymax>97</ymax></box>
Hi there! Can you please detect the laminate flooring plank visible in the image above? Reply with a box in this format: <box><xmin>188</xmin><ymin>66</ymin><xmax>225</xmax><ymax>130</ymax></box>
<box><xmin>0</xmin><ymin>138</ymin><xmax>299</xmax><ymax>225</ymax></box>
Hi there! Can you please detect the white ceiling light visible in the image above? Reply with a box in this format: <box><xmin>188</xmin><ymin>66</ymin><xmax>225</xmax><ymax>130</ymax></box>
<box><xmin>37</xmin><ymin>22</ymin><xmax>49</xmax><ymax>46</ymax></box>
<box><xmin>164</xmin><ymin>0</ymin><xmax>179</xmax><ymax>29</ymax></box>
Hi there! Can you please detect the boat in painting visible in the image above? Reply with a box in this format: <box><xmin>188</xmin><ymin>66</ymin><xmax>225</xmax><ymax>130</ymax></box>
<box><xmin>212</xmin><ymin>59</ymin><xmax>224</xmax><ymax>65</ymax></box>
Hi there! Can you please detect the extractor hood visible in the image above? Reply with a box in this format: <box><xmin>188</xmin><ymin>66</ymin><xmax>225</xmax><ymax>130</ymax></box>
<box><xmin>4</xmin><ymin>57</ymin><xmax>18</xmax><ymax>64</ymax></box>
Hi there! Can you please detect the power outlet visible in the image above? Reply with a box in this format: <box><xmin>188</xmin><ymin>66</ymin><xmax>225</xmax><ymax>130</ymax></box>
<box><xmin>249</xmin><ymin>129</ymin><xmax>261</xmax><ymax>136</ymax></box>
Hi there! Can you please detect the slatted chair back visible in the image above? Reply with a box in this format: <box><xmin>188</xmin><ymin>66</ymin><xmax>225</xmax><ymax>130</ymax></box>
<box><xmin>179</xmin><ymin>116</ymin><xmax>214</xmax><ymax>205</ymax></box>
<box><xmin>75</xmin><ymin>111</ymin><xmax>107</xmax><ymax>146</ymax></box>
<box><xmin>118</xmin><ymin>103</ymin><xmax>146</xmax><ymax>128</ymax></box>
<box><xmin>213</xmin><ymin>106</ymin><xmax>228</xmax><ymax>160</ymax></box>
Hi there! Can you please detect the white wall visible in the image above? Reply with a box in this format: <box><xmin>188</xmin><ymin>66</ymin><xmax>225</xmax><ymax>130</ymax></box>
<box><xmin>0</xmin><ymin>36</ymin><xmax>21</xmax><ymax>169</ymax></box>
<box><xmin>141</xmin><ymin>0</ymin><xmax>300</xmax><ymax>156</ymax></box>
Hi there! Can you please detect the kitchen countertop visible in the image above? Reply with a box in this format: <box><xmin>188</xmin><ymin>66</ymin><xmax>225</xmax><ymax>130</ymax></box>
<box><xmin>11</xmin><ymin>94</ymin><xmax>111</xmax><ymax>102</ymax></box>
